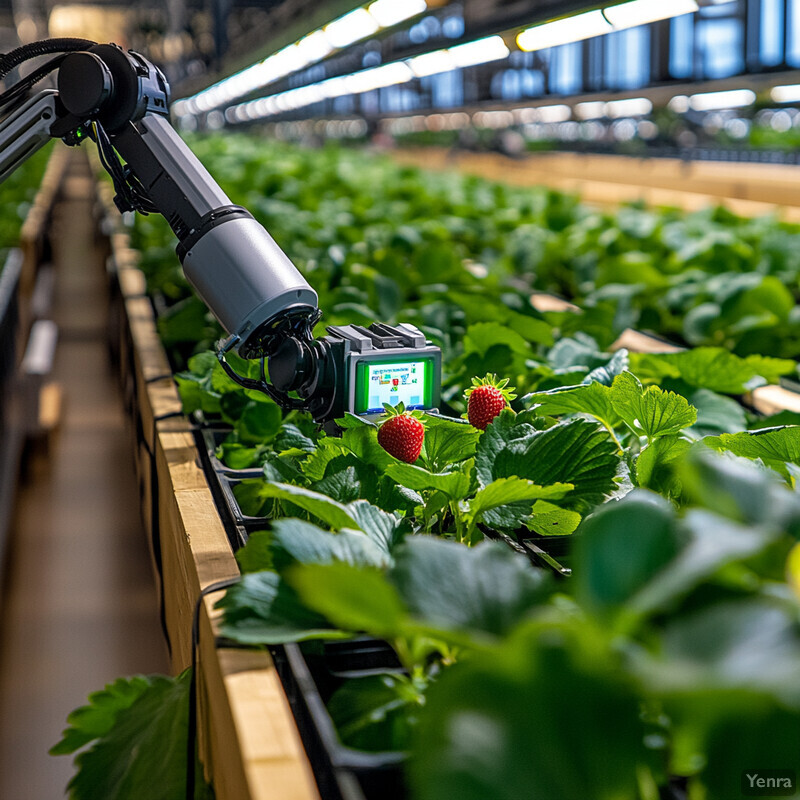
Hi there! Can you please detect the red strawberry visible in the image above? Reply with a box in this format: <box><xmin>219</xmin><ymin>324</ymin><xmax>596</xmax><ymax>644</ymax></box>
<box><xmin>377</xmin><ymin>403</ymin><xmax>425</xmax><ymax>463</ymax></box>
<box><xmin>465</xmin><ymin>374</ymin><xmax>517</xmax><ymax>430</ymax></box>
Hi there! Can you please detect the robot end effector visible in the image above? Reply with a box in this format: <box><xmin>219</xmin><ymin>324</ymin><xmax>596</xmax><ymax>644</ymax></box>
<box><xmin>0</xmin><ymin>40</ymin><xmax>441</xmax><ymax>424</ymax></box>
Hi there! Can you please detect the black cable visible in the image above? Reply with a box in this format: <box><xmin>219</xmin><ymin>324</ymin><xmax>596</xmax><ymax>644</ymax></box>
<box><xmin>0</xmin><ymin>37</ymin><xmax>95</xmax><ymax>79</ymax></box>
<box><xmin>0</xmin><ymin>54</ymin><xmax>68</xmax><ymax>113</ymax></box>
<box><xmin>186</xmin><ymin>577</ymin><xmax>241</xmax><ymax>800</ymax></box>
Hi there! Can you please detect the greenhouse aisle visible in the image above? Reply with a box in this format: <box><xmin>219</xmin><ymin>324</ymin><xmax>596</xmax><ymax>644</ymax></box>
<box><xmin>0</xmin><ymin>151</ymin><xmax>169</xmax><ymax>799</ymax></box>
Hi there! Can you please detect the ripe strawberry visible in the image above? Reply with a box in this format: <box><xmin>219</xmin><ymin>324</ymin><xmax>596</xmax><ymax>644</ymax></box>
<box><xmin>465</xmin><ymin>374</ymin><xmax>517</xmax><ymax>430</ymax></box>
<box><xmin>377</xmin><ymin>403</ymin><xmax>425</xmax><ymax>463</ymax></box>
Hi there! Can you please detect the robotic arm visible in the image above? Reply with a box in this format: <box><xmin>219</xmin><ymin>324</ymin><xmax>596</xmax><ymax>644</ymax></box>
<box><xmin>0</xmin><ymin>40</ymin><xmax>441</xmax><ymax>426</ymax></box>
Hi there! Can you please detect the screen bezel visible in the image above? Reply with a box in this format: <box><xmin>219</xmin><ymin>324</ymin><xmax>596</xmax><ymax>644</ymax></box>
<box><xmin>354</xmin><ymin>356</ymin><xmax>436</xmax><ymax>414</ymax></box>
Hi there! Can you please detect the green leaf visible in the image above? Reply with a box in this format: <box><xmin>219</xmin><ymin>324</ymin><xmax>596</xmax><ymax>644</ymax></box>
<box><xmin>235</xmin><ymin>529</ymin><xmax>273</xmax><ymax>574</ymax></box>
<box><xmin>217</xmin><ymin>570</ymin><xmax>343</xmax><ymax>644</ymax></box>
<box><xmin>628</xmin><ymin>511</ymin><xmax>778</xmax><ymax>620</ymax></box>
<box><xmin>610</xmin><ymin>371</ymin><xmax>697</xmax><ymax>439</ymax></box>
<box><xmin>465</xmin><ymin>477</ymin><xmax>572</xmax><ymax>542</ymax></box>
<box><xmin>638</xmin><ymin>601</ymin><xmax>800</xmax><ymax>704</ymax></box>
<box><xmin>269</xmin><ymin>518</ymin><xmax>390</xmax><ymax>571</ymax></box>
<box><xmin>313</xmin><ymin>466</ymin><xmax>362</xmax><ymax>503</ymax></box>
<box><xmin>678</xmin><ymin>448</ymin><xmax>800</xmax><ymax>533</ymax></box>
<box><xmin>51</xmin><ymin>676</ymin><xmax>153</xmax><ymax>755</ymax></box>
<box><xmin>238</xmin><ymin>400</ymin><xmax>282</xmax><ymax>443</ymax></box>
<box><xmin>526</xmin><ymin>381</ymin><xmax>620</xmax><ymax>429</ymax></box>
<box><xmin>478</xmin><ymin>416</ymin><xmax>620</xmax><ymax>514</ymax></box>
<box><xmin>463</xmin><ymin>322</ymin><xmax>530</xmax><ymax>358</ymax></box>
<box><xmin>583</xmin><ymin>348</ymin><xmax>630</xmax><ymax>386</ymax></box>
<box><xmin>474</xmin><ymin>408</ymin><xmax>538</xmax><ymax>484</ymax></box>
<box><xmin>338</xmin><ymin>417</ymin><xmax>397</xmax><ymax>470</ymax></box>
<box><xmin>629</xmin><ymin>348</ymin><xmax>789</xmax><ymax>394</ymax></box>
<box><xmin>741</xmin><ymin>353</ymin><xmax>797</xmax><ymax>384</ymax></box>
<box><xmin>386</xmin><ymin>459</ymin><xmax>476</xmax><ymax>502</ymax></box>
<box><xmin>256</xmin><ymin>483</ymin><xmax>359</xmax><ymax>530</ymax></box>
<box><xmin>547</xmin><ymin>333</ymin><xmax>609</xmax><ymax>371</ymax></box>
<box><xmin>685</xmin><ymin>388</ymin><xmax>747</xmax><ymax>435</ymax></box>
<box><xmin>347</xmin><ymin>500</ymin><xmax>408</xmax><ymax>554</ymax></box>
<box><xmin>704</xmin><ymin>426</ymin><xmax>800</xmax><ymax>467</ymax></box>
<box><xmin>420</xmin><ymin>413</ymin><xmax>481</xmax><ymax>472</ymax></box>
<box><xmin>302</xmin><ymin>437</ymin><xmax>346</xmax><ymax>482</ymax></box>
<box><xmin>328</xmin><ymin>673</ymin><xmax>425</xmax><ymax>753</ymax></box>
<box><xmin>575</xmin><ymin>490</ymin><xmax>681</xmax><ymax>620</ymax></box>
<box><xmin>525</xmin><ymin>500</ymin><xmax>582</xmax><ymax>536</ymax></box>
<box><xmin>52</xmin><ymin>671</ymin><xmax>212</xmax><ymax>800</ymax></box>
<box><xmin>289</xmin><ymin>562</ymin><xmax>406</xmax><ymax>639</ymax></box>
<box><xmin>636</xmin><ymin>436</ymin><xmax>692</xmax><ymax>496</ymax></box>
<box><xmin>390</xmin><ymin>537</ymin><xmax>548</xmax><ymax>638</ymax></box>
<box><xmin>410</xmin><ymin>625</ymin><xmax>648</xmax><ymax>800</ymax></box>
<box><xmin>232</xmin><ymin>478</ymin><xmax>271</xmax><ymax>517</ymax></box>
<box><xmin>701</xmin><ymin>703</ymin><xmax>800</xmax><ymax>800</ymax></box>
<box><xmin>273</xmin><ymin>423</ymin><xmax>317</xmax><ymax>455</ymax></box>
<box><xmin>218</xmin><ymin>442</ymin><xmax>261</xmax><ymax>470</ymax></box>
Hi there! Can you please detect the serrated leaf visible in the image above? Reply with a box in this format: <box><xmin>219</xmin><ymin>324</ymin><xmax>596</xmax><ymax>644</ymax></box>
<box><xmin>51</xmin><ymin>676</ymin><xmax>153</xmax><ymax>755</ymax></box>
<box><xmin>629</xmin><ymin>348</ymin><xmax>785</xmax><ymax>394</ymax></box>
<box><xmin>386</xmin><ymin>459</ymin><xmax>476</xmax><ymax>501</ymax></box>
<box><xmin>636</xmin><ymin>435</ymin><xmax>692</xmax><ymax>496</ymax></box>
<box><xmin>313</xmin><ymin>466</ymin><xmax>362</xmax><ymax>503</ymax></box>
<box><xmin>479</xmin><ymin>417</ymin><xmax>620</xmax><ymax>514</ymax></box>
<box><xmin>53</xmin><ymin>671</ymin><xmax>213</xmax><ymax>800</ymax></box>
<box><xmin>420</xmin><ymin>413</ymin><xmax>481</xmax><ymax>472</ymax></box>
<box><xmin>526</xmin><ymin>381</ymin><xmax>619</xmax><ymax>429</ymax></box>
<box><xmin>610</xmin><ymin>371</ymin><xmax>697</xmax><ymax>439</ymax></box>
<box><xmin>347</xmin><ymin>500</ymin><xmax>408</xmax><ymax>554</ymax></box>
<box><xmin>302</xmin><ymin>437</ymin><xmax>347</xmax><ymax>482</ymax></box>
<box><xmin>703</xmin><ymin>425</ymin><xmax>800</xmax><ymax>467</ymax></box>
<box><xmin>465</xmin><ymin>477</ymin><xmax>572</xmax><ymax>543</ymax></box>
<box><xmin>474</xmin><ymin>409</ymin><xmax>539</xmax><ymax>486</ymax></box>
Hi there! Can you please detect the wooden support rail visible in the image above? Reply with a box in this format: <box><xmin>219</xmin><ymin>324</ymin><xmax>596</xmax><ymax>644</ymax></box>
<box><xmin>95</xmin><ymin>168</ymin><xmax>320</xmax><ymax>800</ymax></box>
<box><xmin>392</xmin><ymin>148</ymin><xmax>800</xmax><ymax>222</ymax></box>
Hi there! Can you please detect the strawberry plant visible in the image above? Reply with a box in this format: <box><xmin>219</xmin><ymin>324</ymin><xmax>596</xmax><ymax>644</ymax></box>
<box><xmin>214</xmin><ymin>446</ymin><xmax>800</xmax><ymax>800</ymax></box>
<box><xmin>60</xmin><ymin>132</ymin><xmax>800</xmax><ymax>800</ymax></box>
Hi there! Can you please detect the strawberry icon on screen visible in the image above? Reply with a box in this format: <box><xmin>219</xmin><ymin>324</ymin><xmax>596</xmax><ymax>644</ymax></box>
<box><xmin>392</xmin><ymin>379</ymin><xmax>399</xmax><ymax>386</ymax></box>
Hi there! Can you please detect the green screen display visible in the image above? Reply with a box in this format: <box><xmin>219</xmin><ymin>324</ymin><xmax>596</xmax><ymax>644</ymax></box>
<box><xmin>355</xmin><ymin>357</ymin><xmax>434</xmax><ymax>414</ymax></box>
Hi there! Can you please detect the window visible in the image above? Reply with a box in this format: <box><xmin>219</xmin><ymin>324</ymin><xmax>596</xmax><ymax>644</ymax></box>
<box><xmin>549</xmin><ymin>42</ymin><xmax>582</xmax><ymax>95</ymax></box>
<box><xmin>605</xmin><ymin>27</ymin><xmax>649</xmax><ymax>89</ymax></box>
<box><xmin>760</xmin><ymin>0</ymin><xmax>784</xmax><ymax>65</ymax></box>
<box><xmin>670</xmin><ymin>13</ymin><xmax>695</xmax><ymax>78</ymax></box>
<box><xmin>697</xmin><ymin>17</ymin><xmax>744</xmax><ymax>77</ymax></box>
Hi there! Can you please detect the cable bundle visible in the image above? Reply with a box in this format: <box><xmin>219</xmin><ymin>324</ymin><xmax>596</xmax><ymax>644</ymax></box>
<box><xmin>0</xmin><ymin>38</ymin><xmax>96</xmax><ymax>114</ymax></box>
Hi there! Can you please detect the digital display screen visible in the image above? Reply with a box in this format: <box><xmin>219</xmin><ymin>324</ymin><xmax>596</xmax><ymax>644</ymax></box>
<box><xmin>356</xmin><ymin>359</ymin><xmax>432</xmax><ymax>414</ymax></box>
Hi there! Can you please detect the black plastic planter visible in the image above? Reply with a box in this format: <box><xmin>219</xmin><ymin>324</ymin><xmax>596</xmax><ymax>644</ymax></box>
<box><xmin>271</xmin><ymin>640</ymin><xmax>406</xmax><ymax>800</ymax></box>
